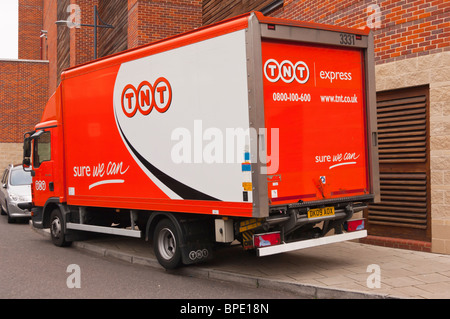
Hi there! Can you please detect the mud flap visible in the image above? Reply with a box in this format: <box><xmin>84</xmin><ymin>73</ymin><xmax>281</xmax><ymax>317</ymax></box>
<box><xmin>178</xmin><ymin>217</ymin><xmax>215</xmax><ymax>265</ymax></box>
<box><xmin>181</xmin><ymin>242</ymin><xmax>214</xmax><ymax>265</ymax></box>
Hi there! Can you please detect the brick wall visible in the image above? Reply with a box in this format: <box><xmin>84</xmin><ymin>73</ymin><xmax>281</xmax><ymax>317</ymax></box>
<box><xmin>0</xmin><ymin>59</ymin><xmax>48</xmax><ymax>169</ymax></box>
<box><xmin>0</xmin><ymin>60</ymin><xmax>48</xmax><ymax>143</ymax></box>
<box><xmin>0</xmin><ymin>2</ymin><xmax>48</xmax><ymax>171</ymax></box>
<box><xmin>128</xmin><ymin>0</ymin><xmax>202</xmax><ymax>49</ymax></box>
<box><xmin>69</xmin><ymin>0</ymin><xmax>99</xmax><ymax>66</ymax></box>
<box><xmin>18</xmin><ymin>0</ymin><xmax>43</xmax><ymax>60</ymax></box>
<box><xmin>274</xmin><ymin>0</ymin><xmax>450</xmax><ymax>64</ymax></box>
<box><xmin>360</xmin><ymin>235</ymin><xmax>432</xmax><ymax>252</ymax></box>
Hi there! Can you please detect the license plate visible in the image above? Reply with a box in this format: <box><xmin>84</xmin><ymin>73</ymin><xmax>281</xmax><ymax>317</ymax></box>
<box><xmin>307</xmin><ymin>207</ymin><xmax>335</xmax><ymax>219</ymax></box>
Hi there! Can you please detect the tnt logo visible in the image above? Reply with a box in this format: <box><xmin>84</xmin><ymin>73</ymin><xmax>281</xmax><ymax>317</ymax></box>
<box><xmin>264</xmin><ymin>59</ymin><xmax>310</xmax><ymax>84</ymax></box>
<box><xmin>121</xmin><ymin>77</ymin><xmax>172</xmax><ymax>118</ymax></box>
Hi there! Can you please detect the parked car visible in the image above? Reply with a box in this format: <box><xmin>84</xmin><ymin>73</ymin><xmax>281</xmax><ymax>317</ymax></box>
<box><xmin>0</xmin><ymin>164</ymin><xmax>32</xmax><ymax>223</ymax></box>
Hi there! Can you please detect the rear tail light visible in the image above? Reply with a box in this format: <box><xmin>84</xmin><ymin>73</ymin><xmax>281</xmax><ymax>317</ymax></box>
<box><xmin>253</xmin><ymin>232</ymin><xmax>281</xmax><ymax>248</ymax></box>
<box><xmin>344</xmin><ymin>218</ymin><xmax>365</xmax><ymax>232</ymax></box>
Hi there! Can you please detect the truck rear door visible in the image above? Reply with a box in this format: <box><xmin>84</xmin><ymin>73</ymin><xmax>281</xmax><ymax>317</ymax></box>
<box><xmin>262</xmin><ymin>39</ymin><xmax>370</xmax><ymax>206</ymax></box>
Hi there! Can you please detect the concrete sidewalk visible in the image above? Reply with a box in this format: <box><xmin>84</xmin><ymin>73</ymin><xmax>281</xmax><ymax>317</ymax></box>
<box><xmin>32</xmin><ymin>225</ymin><xmax>450</xmax><ymax>299</ymax></box>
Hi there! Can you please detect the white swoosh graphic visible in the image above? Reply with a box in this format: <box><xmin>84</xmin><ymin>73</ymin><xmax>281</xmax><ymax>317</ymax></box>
<box><xmin>89</xmin><ymin>179</ymin><xmax>125</xmax><ymax>190</ymax></box>
<box><xmin>329</xmin><ymin>162</ymin><xmax>357</xmax><ymax>170</ymax></box>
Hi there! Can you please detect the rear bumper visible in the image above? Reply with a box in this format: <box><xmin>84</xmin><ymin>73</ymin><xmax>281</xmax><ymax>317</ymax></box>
<box><xmin>256</xmin><ymin>230</ymin><xmax>367</xmax><ymax>257</ymax></box>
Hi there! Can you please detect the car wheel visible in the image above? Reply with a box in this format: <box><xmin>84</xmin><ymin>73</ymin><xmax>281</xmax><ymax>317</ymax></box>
<box><xmin>153</xmin><ymin>218</ymin><xmax>182</xmax><ymax>269</ymax></box>
<box><xmin>5</xmin><ymin>205</ymin><xmax>14</xmax><ymax>223</ymax></box>
<box><xmin>50</xmin><ymin>208</ymin><xmax>72</xmax><ymax>247</ymax></box>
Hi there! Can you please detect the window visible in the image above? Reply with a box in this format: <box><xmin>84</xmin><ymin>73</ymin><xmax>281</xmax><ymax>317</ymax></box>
<box><xmin>10</xmin><ymin>168</ymin><xmax>32</xmax><ymax>186</ymax></box>
<box><xmin>33</xmin><ymin>131</ymin><xmax>51</xmax><ymax>168</ymax></box>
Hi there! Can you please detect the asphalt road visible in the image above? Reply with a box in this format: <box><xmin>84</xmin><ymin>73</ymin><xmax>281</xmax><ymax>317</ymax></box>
<box><xmin>0</xmin><ymin>216</ymin><xmax>301</xmax><ymax>300</ymax></box>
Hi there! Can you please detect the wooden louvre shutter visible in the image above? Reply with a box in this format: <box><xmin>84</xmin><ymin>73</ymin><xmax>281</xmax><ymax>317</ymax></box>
<box><xmin>98</xmin><ymin>0</ymin><xmax>128</xmax><ymax>58</ymax></box>
<box><xmin>367</xmin><ymin>86</ymin><xmax>430</xmax><ymax>241</ymax></box>
<box><xmin>202</xmin><ymin>0</ymin><xmax>280</xmax><ymax>25</ymax></box>
<box><xmin>57</xmin><ymin>0</ymin><xmax>70</xmax><ymax>86</ymax></box>
<box><xmin>377</xmin><ymin>95</ymin><xmax>427</xmax><ymax>164</ymax></box>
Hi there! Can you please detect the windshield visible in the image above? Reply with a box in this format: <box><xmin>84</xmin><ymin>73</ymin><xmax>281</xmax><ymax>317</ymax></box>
<box><xmin>10</xmin><ymin>168</ymin><xmax>32</xmax><ymax>186</ymax></box>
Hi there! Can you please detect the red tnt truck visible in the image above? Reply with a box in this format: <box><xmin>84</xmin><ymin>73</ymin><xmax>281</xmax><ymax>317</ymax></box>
<box><xmin>23</xmin><ymin>12</ymin><xmax>379</xmax><ymax>269</ymax></box>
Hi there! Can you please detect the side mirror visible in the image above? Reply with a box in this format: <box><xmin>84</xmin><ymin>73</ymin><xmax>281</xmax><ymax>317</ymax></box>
<box><xmin>23</xmin><ymin>138</ymin><xmax>31</xmax><ymax>157</ymax></box>
<box><xmin>22</xmin><ymin>130</ymin><xmax>45</xmax><ymax>172</ymax></box>
<box><xmin>23</xmin><ymin>157</ymin><xmax>31</xmax><ymax>167</ymax></box>
<box><xmin>23</xmin><ymin>132</ymin><xmax>33</xmax><ymax>169</ymax></box>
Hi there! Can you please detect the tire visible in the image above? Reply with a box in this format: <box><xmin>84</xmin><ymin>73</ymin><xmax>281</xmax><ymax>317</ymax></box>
<box><xmin>153</xmin><ymin>218</ymin><xmax>182</xmax><ymax>269</ymax></box>
<box><xmin>5</xmin><ymin>204</ymin><xmax>13</xmax><ymax>223</ymax></box>
<box><xmin>50</xmin><ymin>208</ymin><xmax>72</xmax><ymax>247</ymax></box>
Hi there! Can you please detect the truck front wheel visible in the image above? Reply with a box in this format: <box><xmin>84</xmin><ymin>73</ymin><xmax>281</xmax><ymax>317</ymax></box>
<box><xmin>153</xmin><ymin>218</ymin><xmax>182</xmax><ymax>269</ymax></box>
<box><xmin>50</xmin><ymin>208</ymin><xmax>72</xmax><ymax>247</ymax></box>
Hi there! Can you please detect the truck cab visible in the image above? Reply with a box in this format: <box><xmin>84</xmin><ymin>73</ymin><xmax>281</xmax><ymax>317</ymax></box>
<box><xmin>23</xmin><ymin>87</ymin><xmax>65</xmax><ymax>229</ymax></box>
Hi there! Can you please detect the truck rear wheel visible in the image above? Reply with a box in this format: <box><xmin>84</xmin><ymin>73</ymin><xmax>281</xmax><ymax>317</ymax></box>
<box><xmin>50</xmin><ymin>208</ymin><xmax>72</xmax><ymax>247</ymax></box>
<box><xmin>153</xmin><ymin>218</ymin><xmax>182</xmax><ymax>269</ymax></box>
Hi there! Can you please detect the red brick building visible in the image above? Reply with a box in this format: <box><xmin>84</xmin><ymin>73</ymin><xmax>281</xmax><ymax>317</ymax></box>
<box><xmin>0</xmin><ymin>0</ymin><xmax>48</xmax><ymax>167</ymax></box>
<box><xmin>0</xmin><ymin>58</ymin><xmax>48</xmax><ymax>166</ymax></box>
<box><xmin>3</xmin><ymin>0</ymin><xmax>450</xmax><ymax>253</ymax></box>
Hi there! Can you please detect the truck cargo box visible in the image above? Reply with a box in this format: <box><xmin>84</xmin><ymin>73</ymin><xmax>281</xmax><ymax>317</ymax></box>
<box><xmin>25</xmin><ymin>12</ymin><xmax>379</xmax><ymax>268</ymax></box>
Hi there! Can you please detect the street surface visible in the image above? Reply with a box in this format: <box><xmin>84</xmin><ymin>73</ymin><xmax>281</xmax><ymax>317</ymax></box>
<box><xmin>0</xmin><ymin>216</ymin><xmax>299</xmax><ymax>299</ymax></box>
